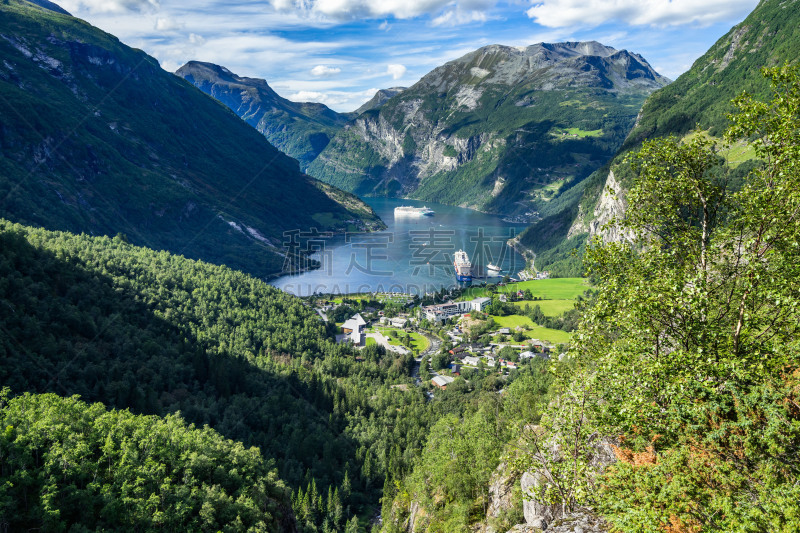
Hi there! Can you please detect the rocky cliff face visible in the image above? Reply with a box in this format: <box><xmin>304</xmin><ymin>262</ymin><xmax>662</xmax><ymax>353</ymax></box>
<box><xmin>176</xmin><ymin>61</ymin><xmax>350</xmax><ymax>168</ymax></box>
<box><xmin>566</xmin><ymin>170</ymin><xmax>633</xmax><ymax>243</ymax></box>
<box><xmin>309</xmin><ymin>42</ymin><xmax>669</xmax><ymax>216</ymax></box>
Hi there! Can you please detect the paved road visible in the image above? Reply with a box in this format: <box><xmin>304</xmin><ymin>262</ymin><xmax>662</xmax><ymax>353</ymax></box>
<box><xmin>367</xmin><ymin>331</ymin><xmax>411</xmax><ymax>355</ymax></box>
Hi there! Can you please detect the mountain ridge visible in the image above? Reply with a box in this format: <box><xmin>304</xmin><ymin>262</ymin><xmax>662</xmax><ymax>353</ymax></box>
<box><xmin>307</xmin><ymin>40</ymin><xmax>669</xmax><ymax>218</ymax></box>
<box><xmin>0</xmin><ymin>0</ymin><xmax>383</xmax><ymax>279</ymax></box>
<box><xmin>176</xmin><ymin>60</ymin><xmax>351</xmax><ymax>168</ymax></box>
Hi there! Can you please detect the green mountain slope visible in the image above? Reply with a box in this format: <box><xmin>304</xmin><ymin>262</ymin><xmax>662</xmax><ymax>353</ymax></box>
<box><xmin>308</xmin><ymin>42</ymin><xmax>669</xmax><ymax>217</ymax></box>
<box><xmin>0</xmin><ymin>0</ymin><xmax>382</xmax><ymax>279</ymax></box>
<box><xmin>517</xmin><ymin>0</ymin><xmax>800</xmax><ymax>276</ymax></box>
<box><xmin>0</xmin><ymin>218</ymin><xmax>438</xmax><ymax>529</ymax></box>
<box><xmin>176</xmin><ymin>61</ymin><xmax>351</xmax><ymax>169</ymax></box>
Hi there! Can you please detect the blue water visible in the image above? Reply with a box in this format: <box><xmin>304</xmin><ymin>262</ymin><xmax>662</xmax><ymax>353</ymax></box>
<box><xmin>271</xmin><ymin>197</ymin><xmax>528</xmax><ymax>296</ymax></box>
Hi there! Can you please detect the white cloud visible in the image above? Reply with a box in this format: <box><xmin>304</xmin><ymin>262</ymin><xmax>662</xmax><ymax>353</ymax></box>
<box><xmin>270</xmin><ymin>0</ymin><xmax>498</xmax><ymax>21</ymax></box>
<box><xmin>286</xmin><ymin>87</ymin><xmax>381</xmax><ymax>111</ymax></box>
<box><xmin>154</xmin><ymin>16</ymin><xmax>183</xmax><ymax>31</ymax></box>
<box><xmin>379</xmin><ymin>20</ymin><xmax>391</xmax><ymax>30</ymax></box>
<box><xmin>527</xmin><ymin>0</ymin><xmax>759</xmax><ymax>29</ymax></box>
<box><xmin>386</xmin><ymin>63</ymin><xmax>406</xmax><ymax>79</ymax></box>
<box><xmin>188</xmin><ymin>33</ymin><xmax>206</xmax><ymax>45</ymax></box>
<box><xmin>310</xmin><ymin>65</ymin><xmax>342</xmax><ymax>76</ymax></box>
<box><xmin>431</xmin><ymin>7</ymin><xmax>488</xmax><ymax>27</ymax></box>
<box><xmin>59</xmin><ymin>0</ymin><xmax>159</xmax><ymax>14</ymax></box>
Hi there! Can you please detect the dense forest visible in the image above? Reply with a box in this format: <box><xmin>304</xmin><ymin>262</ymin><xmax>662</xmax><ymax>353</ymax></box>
<box><xmin>0</xmin><ymin>219</ymin><xmax>552</xmax><ymax>531</ymax></box>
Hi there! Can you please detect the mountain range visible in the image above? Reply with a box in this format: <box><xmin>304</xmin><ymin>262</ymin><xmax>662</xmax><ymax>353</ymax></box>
<box><xmin>181</xmin><ymin>42</ymin><xmax>669</xmax><ymax>222</ymax></box>
<box><xmin>0</xmin><ymin>0</ymin><xmax>383</xmax><ymax>279</ymax></box>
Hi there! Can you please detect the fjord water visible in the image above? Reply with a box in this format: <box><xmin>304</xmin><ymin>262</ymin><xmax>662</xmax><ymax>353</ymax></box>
<box><xmin>271</xmin><ymin>198</ymin><xmax>528</xmax><ymax>296</ymax></box>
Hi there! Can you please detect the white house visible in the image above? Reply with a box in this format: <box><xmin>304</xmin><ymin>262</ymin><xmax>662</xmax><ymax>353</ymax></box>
<box><xmin>423</xmin><ymin>298</ymin><xmax>492</xmax><ymax>322</ymax></box>
<box><xmin>341</xmin><ymin>313</ymin><xmax>367</xmax><ymax>346</ymax></box>
<box><xmin>390</xmin><ymin>317</ymin><xmax>409</xmax><ymax>328</ymax></box>
<box><xmin>462</xmin><ymin>355</ymin><xmax>481</xmax><ymax>366</ymax></box>
<box><xmin>471</xmin><ymin>297</ymin><xmax>491</xmax><ymax>312</ymax></box>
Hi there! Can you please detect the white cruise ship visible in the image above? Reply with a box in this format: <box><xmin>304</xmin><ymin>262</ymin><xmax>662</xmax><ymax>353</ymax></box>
<box><xmin>454</xmin><ymin>250</ymin><xmax>472</xmax><ymax>281</ymax></box>
<box><xmin>394</xmin><ymin>205</ymin><xmax>435</xmax><ymax>217</ymax></box>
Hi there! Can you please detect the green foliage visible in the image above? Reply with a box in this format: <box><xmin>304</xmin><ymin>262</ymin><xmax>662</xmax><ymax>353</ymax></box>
<box><xmin>385</xmin><ymin>356</ymin><xmax>554</xmax><ymax>532</ymax></box>
<box><xmin>0</xmin><ymin>390</ymin><xmax>292</xmax><ymax>532</ymax></box>
<box><xmin>525</xmin><ymin>65</ymin><xmax>800</xmax><ymax>531</ymax></box>
<box><xmin>0</xmin><ymin>219</ymin><xmax>432</xmax><ymax>527</ymax></box>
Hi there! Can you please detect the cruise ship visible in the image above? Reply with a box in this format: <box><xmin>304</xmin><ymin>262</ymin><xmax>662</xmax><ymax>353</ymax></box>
<box><xmin>394</xmin><ymin>205</ymin><xmax>435</xmax><ymax>217</ymax></box>
<box><xmin>454</xmin><ymin>250</ymin><xmax>472</xmax><ymax>282</ymax></box>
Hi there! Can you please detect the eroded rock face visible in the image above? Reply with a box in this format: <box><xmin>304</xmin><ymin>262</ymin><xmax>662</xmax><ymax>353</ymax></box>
<box><xmin>517</xmin><ymin>435</ymin><xmax>617</xmax><ymax>531</ymax></box>
<box><xmin>568</xmin><ymin>170</ymin><xmax>633</xmax><ymax>244</ymax></box>
<box><xmin>507</xmin><ymin>509</ymin><xmax>608</xmax><ymax>533</ymax></box>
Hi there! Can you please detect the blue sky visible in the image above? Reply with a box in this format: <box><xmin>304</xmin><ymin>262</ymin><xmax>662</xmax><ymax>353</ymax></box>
<box><xmin>57</xmin><ymin>0</ymin><xmax>760</xmax><ymax>112</ymax></box>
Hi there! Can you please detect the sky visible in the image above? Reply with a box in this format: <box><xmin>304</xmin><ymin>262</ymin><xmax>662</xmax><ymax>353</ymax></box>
<box><xmin>56</xmin><ymin>0</ymin><xmax>761</xmax><ymax>112</ymax></box>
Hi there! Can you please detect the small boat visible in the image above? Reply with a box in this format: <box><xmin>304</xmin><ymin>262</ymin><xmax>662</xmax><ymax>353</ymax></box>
<box><xmin>487</xmin><ymin>263</ymin><xmax>502</xmax><ymax>274</ymax></box>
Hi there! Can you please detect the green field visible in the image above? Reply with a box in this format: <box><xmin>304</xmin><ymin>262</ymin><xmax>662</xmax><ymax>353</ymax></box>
<box><xmin>513</xmin><ymin>299</ymin><xmax>576</xmax><ymax>316</ymax></box>
<box><xmin>374</xmin><ymin>327</ymin><xmax>430</xmax><ymax>352</ymax></box>
<box><xmin>553</xmin><ymin>127</ymin><xmax>604</xmax><ymax>138</ymax></box>
<box><xmin>491</xmin><ymin>315</ymin><xmax>535</xmax><ymax>329</ymax></box>
<box><xmin>524</xmin><ymin>326</ymin><xmax>572</xmax><ymax>344</ymax></box>
<box><xmin>462</xmin><ymin>278</ymin><xmax>590</xmax><ymax>300</ymax></box>
<box><xmin>489</xmin><ymin>315</ymin><xmax>572</xmax><ymax>344</ymax></box>
<box><xmin>328</xmin><ymin>292</ymin><xmax>411</xmax><ymax>304</ymax></box>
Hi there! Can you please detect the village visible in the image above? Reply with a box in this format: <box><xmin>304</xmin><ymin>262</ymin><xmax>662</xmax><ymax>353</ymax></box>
<box><xmin>306</xmin><ymin>278</ymin><xmax>589</xmax><ymax>393</ymax></box>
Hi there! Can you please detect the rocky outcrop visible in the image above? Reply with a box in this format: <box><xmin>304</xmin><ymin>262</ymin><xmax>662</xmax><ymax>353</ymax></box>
<box><xmin>567</xmin><ymin>170</ymin><xmax>633</xmax><ymax>244</ymax></box>
<box><xmin>506</xmin><ymin>509</ymin><xmax>608</xmax><ymax>533</ymax></box>
<box><xmin>516</xmin><ymin>433</ymin><xmax>616</xmax><ymax>532</ymax></box>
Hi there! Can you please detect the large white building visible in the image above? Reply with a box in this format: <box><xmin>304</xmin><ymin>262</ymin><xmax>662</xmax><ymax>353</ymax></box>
<box><xmin>341</xmin><ymin>313</ymin><xmax>367</xmax><ymax>346</ymax></box>
<box><xmin>422</xmin><ymin>297</ymin><xmax>491</xmax><ymax>322</ymax></box>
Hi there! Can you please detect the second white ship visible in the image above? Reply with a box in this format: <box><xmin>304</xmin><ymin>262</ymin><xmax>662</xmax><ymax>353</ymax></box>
<box><xmin>394</xmin><ymin>205</ymin><xmax>435</xmax><ymax>217</ymax></box>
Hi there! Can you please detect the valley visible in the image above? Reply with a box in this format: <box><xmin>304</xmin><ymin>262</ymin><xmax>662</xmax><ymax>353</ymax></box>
<box><xmin>2</xmin><ymin>0</ymin><xmax>800</xmax><ymax>532</ymax></box>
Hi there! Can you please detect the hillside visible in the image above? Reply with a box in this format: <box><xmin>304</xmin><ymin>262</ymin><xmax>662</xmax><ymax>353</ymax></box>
<box><xmin>0</xmin><ymin>217</ymin><xmax>561</xmax><ymax>532</ymax></box>
<box><xmin>0</xmin><ymin>0</ymin><xmax>383</xmax><ymax>280</ymax></box>
<box><xmin>518</xmin><ymin>0</ymin><xmax>800</xmax><ymax>275</ymax></box>
<box><xmin>177</xmin><ymin>61</ymin><xmax>352</xmax><ymax>168</ymax></box>
<box><xmin>308</xmin><ymin>42</ymin><xmax>669</xmax><ymax>217</ymax></box>
<box><xmin>0</xmin><ymin>218</ymin><xmax>436</xmax><ymax>530</ymax></box>
<box><xmin>1</xmin><ymin>392</ymin><xmax>294</xmax><ymax>531</ymax></box>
